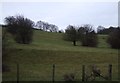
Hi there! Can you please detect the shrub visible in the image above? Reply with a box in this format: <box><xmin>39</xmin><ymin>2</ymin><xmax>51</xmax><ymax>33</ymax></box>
<box><xmin>107</xmin><ymin>27</ymin><xmax>120</xmax><ymax>49</ymax></box>
<box><xmin>78</xmin><ymin>24</ymin><xmax>98</xmax><ymax>47</ymax></box>
<box><xmin>5</xmin><ymin>15</ymin><xmax>34</xmax><ymax>44</ymax></box>
<box><xmin>81</xmin><ymin>31</ymin><xmax>98</xmax><ymax>47</ymax></box>
<box><xmin>63</xmin><ymin>73</ymin><xmax>75</xmax><ymax>81</ymax></box>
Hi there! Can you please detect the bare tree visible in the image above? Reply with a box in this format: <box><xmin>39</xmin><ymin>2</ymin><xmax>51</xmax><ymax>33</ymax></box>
<box><xmin>36</xmin><ymin>20</ymin><xmax>58</xmax><ymax>32</ymax></box>
<box><xmin>5</xmin><ymin>15</ymin><xmax>34</xmax><ymax>44</ymax></box>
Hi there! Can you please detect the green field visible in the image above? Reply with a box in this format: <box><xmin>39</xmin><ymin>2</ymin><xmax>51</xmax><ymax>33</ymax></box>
<box><xmin>2</xmin><ymin>29</ymin><xmax>118</xmax><ymax>81</ymax></box>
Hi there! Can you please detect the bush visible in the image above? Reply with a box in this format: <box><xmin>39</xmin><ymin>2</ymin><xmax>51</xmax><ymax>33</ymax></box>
<box><xmin>81</xmin><ymin>31</ymin><xmax>98</xmax><ymax>47</ymax></box>
<box><xmin>107</xmin><ymin>27</ymin><xmax>120</xmax><ymax>49</ymax></box>
<box><xmin>63</xmin><ymin>73</ymin><xmax>75</xmax><ymax>81</ymax></box>
<box><xmin>5</xmin><ymin>15</ymin><xmax>34</xmax><ymax>44</ymax></box>
<box><xmin>78</xmin><ymin>24</ymin><xmax>98</xmax><ymax>47</ymax></box>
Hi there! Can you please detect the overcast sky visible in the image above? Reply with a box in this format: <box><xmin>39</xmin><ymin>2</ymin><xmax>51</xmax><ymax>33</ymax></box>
<box><xmin>1</xmin><ymin>1</ymin><xmax>118</xmax><ymax>30</ymax></box>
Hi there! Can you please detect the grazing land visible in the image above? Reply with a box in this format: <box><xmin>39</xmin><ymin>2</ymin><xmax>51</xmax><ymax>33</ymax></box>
<box><xmin>2</xmin><ymin>29</ymin><xmax>118</xmax><ymax>81</ymax></box>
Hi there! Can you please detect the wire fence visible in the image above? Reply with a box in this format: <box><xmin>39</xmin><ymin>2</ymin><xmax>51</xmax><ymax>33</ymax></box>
<box><xmin>2</xmin><ymin>63</ymin><xmax>118</xmax><ymax>82</ymax></box>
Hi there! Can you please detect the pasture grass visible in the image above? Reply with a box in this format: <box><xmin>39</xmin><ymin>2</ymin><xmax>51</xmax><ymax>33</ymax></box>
<box><xmin>2</xmin><ymin>29</ymin><xmax>119</xmax><ymax>81</ymax></box>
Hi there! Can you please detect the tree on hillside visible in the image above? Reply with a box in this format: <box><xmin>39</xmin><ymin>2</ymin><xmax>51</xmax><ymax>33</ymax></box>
<box><xmin>97</xmin><ymin>26</ymin><xmax>117</xmax><ymax>35</ymax></box>
<box><xmin>97</xmin><ymin>26</ymin><xmax>105</xmax><ymax>34</ymax></box>
<box><xmin>63</xmin><ymin>24</ymin><xmax>98</xmax><ymax>47</ymax></box>
<box><xmin>78</xmin><ymin>24</ymin><xmax>98</xmax><ymax>47</ymax></box>
<box><xmin>49</xmin><ymin>24</ymin><xmax>58</xmax><ymax>32</ymax></box>
<box><xmin>107</xmin><ymin>27</ymin><xmax>120</xmax><ymax>49</ymax></box>
<box><xmin>5</xmin><ymin>15</ymin><xmax>34</xmax><ymax>44</ymax></box>
<box><xmin>64</xmin><ymin>25</ymin><xmax>77</xmax><ymax>46</ymax></box>
<box><xmin>36</xmin><ymin>20</ymin><xmax>58</xmax><ymax>32</ymax></box>
<box><xmin>81</xmin><ymin>31</ymin><xmax>98</xmax><ymax>47</ymax></box>
<box><xmin>35</xmin><ymin>21</ymin><xmax>44</xmax><ymax>30</ymax></box>
<box><xmin>77</xmin><ymin>26</ymin><xmax>86</xmax><ymax>41</ymax></box>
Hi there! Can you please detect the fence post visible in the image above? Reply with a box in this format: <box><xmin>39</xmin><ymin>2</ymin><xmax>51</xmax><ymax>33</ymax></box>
<box><xmin>52</xmin><ymin>64</ymin><xmax>55</xmax><ymax>82</ymax></box>
<box><xmin>82</xmin><ymin>65</ymin><xmax>85</xmax><ymax>81</ymax></box>
<box><xmin>17</xmin><ymin>63</ymin><xmax>19</xmax><ymax>83</ymax></box>
<box><xmin>108</xmin><ymin>64</ymin><xmax>112</xmax><ymax>81</ymax></box>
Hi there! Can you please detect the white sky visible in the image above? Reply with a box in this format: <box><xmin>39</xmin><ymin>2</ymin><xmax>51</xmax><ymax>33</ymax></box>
<box><xmin>0</xmin><ymin>0</ymin><xmax>119</xmax><ymax>30</ymax></box>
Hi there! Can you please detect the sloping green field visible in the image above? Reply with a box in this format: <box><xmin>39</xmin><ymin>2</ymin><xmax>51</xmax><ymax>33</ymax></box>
<box><xmin>2</xmin><ymin>29</ymin><xmax>118</xmax><ymax>81</ymax></box>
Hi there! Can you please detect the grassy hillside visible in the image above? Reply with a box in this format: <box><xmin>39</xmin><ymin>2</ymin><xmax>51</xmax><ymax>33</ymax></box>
<box><xmin>10</xmin><ymin>30</ymin><xmax>113</xmax><ymax>51</ymax></box>
<box><xmin>2</xmin><ymin>29</ymin><xmax>118</xmax><ymax>81</ymax></box>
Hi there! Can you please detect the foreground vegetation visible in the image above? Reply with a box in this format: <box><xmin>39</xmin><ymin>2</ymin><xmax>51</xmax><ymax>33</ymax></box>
<box><xmin>2</xmin><ymin>29</ymin><xmax>118</xmax><ymax>81</ymax></box>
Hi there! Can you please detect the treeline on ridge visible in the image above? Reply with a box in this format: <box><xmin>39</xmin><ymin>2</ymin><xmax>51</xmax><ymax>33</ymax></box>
<box><xmin>2</xmin><ymin>15</ymin><xmax>120</xmax><ymax>49</ymax></box>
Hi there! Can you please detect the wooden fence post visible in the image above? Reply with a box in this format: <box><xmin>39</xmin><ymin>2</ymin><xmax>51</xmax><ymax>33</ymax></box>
<box><xmin>52</xmin><ymin>64</ymin><xmax>55</xmax><ymax>82</ymax></box>
<box><xmin>82</xmin><ymin>65</ymin><xmax>85</xmax><ymax>81</ymax></box>
<box><xmin>17</xmin><ymin>63</ymin><xmax>19</xmax><ymax>83</ymax></box>
<box><xmin>108</xmin><ymin>64</ymin><xmax>112</xmax><ymax>81</ymax></box>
